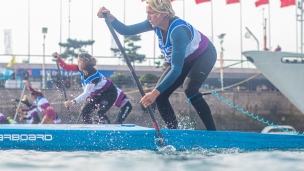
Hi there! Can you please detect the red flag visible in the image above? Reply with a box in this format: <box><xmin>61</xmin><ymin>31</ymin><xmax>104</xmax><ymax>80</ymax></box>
<box><xmin>142</xmin><ymin>0</ymin><xmax>174</xmax><ymax>1</ymax></box>
<box><xmin>195</xmin><ymin>0</ymin><xmax>210</xmax><ymax>4</ymax></box>
<box><xmin>255</xmin><ymin>0</ymin><xmax>268</xmax><ymax>7</ymax></box>
<box><xmin>280</xmin><ymin>0</ymin><xmax>295</xmax><ymax>7</ymax></box>
<box><xmin>226</xmin><ymin>0</ymin><xmax>240</xmax><ymax>4</ymax></box>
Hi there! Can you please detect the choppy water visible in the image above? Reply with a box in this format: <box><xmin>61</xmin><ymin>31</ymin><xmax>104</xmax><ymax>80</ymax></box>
<box><xmin>0</xmin><ymin>149</ymin><xmax>303</xmax><ymax>171</ymax></box>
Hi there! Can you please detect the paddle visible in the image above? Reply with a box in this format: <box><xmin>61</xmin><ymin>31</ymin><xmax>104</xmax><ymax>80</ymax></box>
<box><xmin>13</xmin><ymin>82</ymin><xmax>26</xmax><ymax>122</ymax></box>
<box><xmin>55</xmin><ymin>60</ymin><xmax>72</xmax><ymax>123</ymax></box>
<box><xmin>103</xmin><ymin>13</ymin><xmax>165</xmax><ymax>147</ymax></box>
<box><xmin>75</xmin><ymin>112</ymin><xmax>81</xmax><ymax>124</ymax></box>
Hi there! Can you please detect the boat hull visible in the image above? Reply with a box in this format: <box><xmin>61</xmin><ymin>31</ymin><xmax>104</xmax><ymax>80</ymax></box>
<box><xmin>0</xmin><ymin>124</ymin><xmax>303</xmax><ymax>151</ymax></box>
<box><xmin>242</xmin><ymin>51</ymin><xmax>304</xmax><ymax>115</ymax></box>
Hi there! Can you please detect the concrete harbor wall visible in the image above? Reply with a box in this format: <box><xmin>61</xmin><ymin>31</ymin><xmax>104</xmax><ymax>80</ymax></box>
<box><xmin>1</xmin><ymin>88</ymin><xmax>303</xmax><ymax>133</ymax></box>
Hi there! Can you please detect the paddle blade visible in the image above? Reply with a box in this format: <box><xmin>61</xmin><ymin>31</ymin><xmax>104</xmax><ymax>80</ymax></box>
<box><xmin>158</xmin><ymin>145</ymin><xmax>177</xmax><ymax>152</ymax></box>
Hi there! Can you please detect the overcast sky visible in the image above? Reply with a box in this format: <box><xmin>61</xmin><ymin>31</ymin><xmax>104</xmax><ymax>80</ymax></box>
<box><xmin>0</xmin><ymin>0</ymin><xmax>299</xmax><ymax>67</ymax></box>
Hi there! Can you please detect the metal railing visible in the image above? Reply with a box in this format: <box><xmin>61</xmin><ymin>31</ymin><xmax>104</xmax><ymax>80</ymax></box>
<box><xmin>0</xmin><ymin>54</ymin><xmax>256</xmax><ymax>68</ymax></box>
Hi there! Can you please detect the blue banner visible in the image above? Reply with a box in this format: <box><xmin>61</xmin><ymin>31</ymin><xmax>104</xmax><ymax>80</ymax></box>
<box><xmin>0</xmin><ymin>68</ymin><xmax>116</xmax><ymax>82</ymax></box>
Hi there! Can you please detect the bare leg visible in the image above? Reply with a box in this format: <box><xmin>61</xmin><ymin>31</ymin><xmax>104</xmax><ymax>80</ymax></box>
<box><xmin>41</xmin><ymin>116</ymin><xmax>54</xmax><ymax>124</ymax></box>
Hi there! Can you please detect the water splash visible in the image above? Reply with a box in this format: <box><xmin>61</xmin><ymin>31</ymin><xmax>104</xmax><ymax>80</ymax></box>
<box><xmin>178</xmin><ymin>116</ymin><xmax>195</xmax><ymax>130</ymax></box>
<box><xmin>212</xmin><ymin>90</ymin><xmax>304</xmax><ymax>136</ymax></box>
<box><xmin>158</xmin><ymin>145</ymin><xmax>177</xmax><ymax>152</ymax></box>
<box><xmin>154</xmin><ymin>138</ymin><xmax>176</xmax><ymax>152</ymax></box>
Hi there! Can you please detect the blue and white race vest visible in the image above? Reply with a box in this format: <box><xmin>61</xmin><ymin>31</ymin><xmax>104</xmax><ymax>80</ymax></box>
<box><xmin>35</xmin><ymin>96</ymin><xmax>50</xmax><ymax>113</ymax></box>
<box><xmin>80</xmin><ymin>71</ymin><xmax>110</xmax><ymax>97</ymax></box>
<box><xmin>25</xmin><ymin>107</ymin><xmax>39</xmax><ymax>124</ymax></box>
<box><xmin>155</xmin><ymin>18</ymin><xmax>208</xmax><ymax>64</ymax></box>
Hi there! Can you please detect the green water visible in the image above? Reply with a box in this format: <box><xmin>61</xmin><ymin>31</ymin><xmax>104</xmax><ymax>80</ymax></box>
<box><xmin>1</xmin><ymin>149</ymin><xmax>303</xmax><ymax>171</ymax></box>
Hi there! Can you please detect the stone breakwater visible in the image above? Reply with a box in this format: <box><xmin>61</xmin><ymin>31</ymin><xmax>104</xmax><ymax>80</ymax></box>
<box><xmin>1</xmin><ymin>88</ymin><xmax>303</xmax><ymax>132</ymax></box>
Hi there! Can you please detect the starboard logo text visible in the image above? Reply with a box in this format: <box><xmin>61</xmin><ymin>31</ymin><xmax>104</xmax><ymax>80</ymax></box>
<box><xmin>0</xmin><ymin>134</ymin><xmax>53</xmax><ymax>141</ymax></box>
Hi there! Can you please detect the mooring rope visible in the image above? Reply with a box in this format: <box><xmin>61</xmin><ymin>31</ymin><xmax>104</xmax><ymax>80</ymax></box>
<box><xmin>212</xmin><ymin>90</ymin><xmax>304</xmax><ymax>136</ymax></box>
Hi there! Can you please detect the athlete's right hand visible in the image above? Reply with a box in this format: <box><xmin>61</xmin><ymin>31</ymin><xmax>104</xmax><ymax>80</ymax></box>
<box><xmin>25</xmin><ymin>80</ymin><xmax>30</xmax><ymax>86</ymax></box>
<box><xmin>64</xmin><ymin>101</ymin><xmax>73</xmax><ymax>108</ymax></box>
<box><xmin>97</xmin><ymin>7</ymin><xmax>115</xmax><ymax>22</ymax></box>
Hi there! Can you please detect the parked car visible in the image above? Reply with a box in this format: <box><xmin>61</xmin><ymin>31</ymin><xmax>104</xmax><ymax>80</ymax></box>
<box><xmin>261</xmin><ymin>125</ymin><xmax>297</xmax><ymax>135</ymax></box>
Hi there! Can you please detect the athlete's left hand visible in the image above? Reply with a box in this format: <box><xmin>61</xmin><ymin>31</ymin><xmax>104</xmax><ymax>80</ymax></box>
<box><xmin>140</xmin><ymin>89</ymin><xmax>160</xmax><ymax>108</ymax></box>
<box><xmin>64</xmin><ymin>101</ymin><xmax>73</xmax><ymax>107</ymax></box>
<box><xmin>52</xmin><ymin>52</ymin><xmax>59</xmax><ymax>61</ymax></box>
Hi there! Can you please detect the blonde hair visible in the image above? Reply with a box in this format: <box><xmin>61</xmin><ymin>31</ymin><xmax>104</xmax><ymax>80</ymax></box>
<box><xmin>78</xmin><ymin>52</ymin><xmax>97</xmax><ymax>70</ymax></box>
<box><xmin>146</xmin><ymin>0</ymin><xmax>175</xmax><ymax>19</ymax></box>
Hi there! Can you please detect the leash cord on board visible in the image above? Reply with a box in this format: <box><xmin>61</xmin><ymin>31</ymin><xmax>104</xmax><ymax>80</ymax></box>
<box><xmin>212</xmin><ymin>90</ymin><xmax>304</xmax><ymax>136</ymax></box>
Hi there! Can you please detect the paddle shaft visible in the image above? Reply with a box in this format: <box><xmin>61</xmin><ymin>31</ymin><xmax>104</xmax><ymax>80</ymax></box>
<box><xmin>55</xmin><ymin>61</ymin><xmax>72</xmax><ymax>123</ymax></box>
<box><xmin>13</xmin><ymin>83</ymin><xmax>27</xmax><ymax>122</ymax></box>
<box><xmin>75</xmin><ymin>112</ymin><xmax>81</xmax><ymax>124</ymax></box>
<box><xmin>103</xmin><ymin>13</ymin><xmax>165</xmax><ymax>146</ymax></box>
